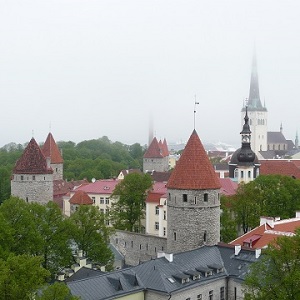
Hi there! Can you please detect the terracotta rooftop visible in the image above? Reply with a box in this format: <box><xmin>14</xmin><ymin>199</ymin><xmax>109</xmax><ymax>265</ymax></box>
<box><xmin>230</xmin><ymin>214</ymin><xmax>300</xmax><ymax>249</ymax></box>
<box><xmin>260</xmin><ymin>160</ymin><xmax>300</xmax><ymax>179</ymax></box>
<box><xmin>219</xmin><ymin>178</ymin><xmax>238</xmax><ymax>196</ymax></box>
<box><xmin>167</xmin><ymin>130</ymin><xmax>221</xmax><ymax>190</ymax></box>
<box><xmin>42</xmin><ymin>133</ymin><xmax>63</xmax><ymax>164</ymax></box>
<box><xmin>144</xmin><ymin>137</ymin><xmax>166</xmax><ymax>158</ymax></box>
<box><xmin>146</xmin><ymin>192</ymin><xmax>166</xmax><ymax>204</ymax></box>
<box><xmin>13</xmin><ymin>138</ymin><xmax>53</xmax><ymax>174</ymax></box>
<box><xmin>69</xmin><ymin>190</ymin><xmax>93</xmax><ymax>205</ymax></box>
<box><xmin>76</xmin><ymin>179</ymin><xmax>120</xmax><ymax>194</ymax></box>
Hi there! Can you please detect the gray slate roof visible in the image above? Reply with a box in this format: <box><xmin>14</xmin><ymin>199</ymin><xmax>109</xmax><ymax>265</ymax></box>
<box><xmin>267</xmin><ymin>132</ymin><xmax>287</xmax><ymax>144</ymax></box>
<box><xmin>68</xmin><ymin>244</ymin><xmax>258</xmax><ymax>299</ymax></box>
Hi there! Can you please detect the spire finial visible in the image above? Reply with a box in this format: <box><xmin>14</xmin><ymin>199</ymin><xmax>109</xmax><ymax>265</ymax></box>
<box><xmin>193</xmin><ymin>95</ymin><xmax>199</xmax><ymax>130</ymax></box>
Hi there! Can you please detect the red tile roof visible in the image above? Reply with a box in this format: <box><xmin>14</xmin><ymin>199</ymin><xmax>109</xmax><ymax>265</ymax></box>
<box><xmin>167</xmin><ymin>130</ymin><xmax>221</xmax><ymax>190</ymax></box>
<box><xmin>146</xmin><ymin>192</ymin><xmax>165</xmax><ymax>204</ymax></box>
<box><xmin>42</xmin><ymin>133</ymin><xmax>63</xmax><ymax>164</ymax></box>
<box><xmin>144</xmin><ymin>137</ymin><xmax>165</xmax><ymax>158</ymax></box>
<box><xmin>13</xmin><ymin>138</ymin><xmax>53</xmax><ymax>174</ymax></box>
<box><xmin>69</xmin><ymin>190</ymin><xmax>93</xmax><ymax>205</ymax></box>
<box><xmin>76</xmin><ymin>179</ymin><xmax>120</xmax><ymax>194</ymax></box>
<box><xmin>162</xmin><ymin>138</ymin><xmax>169</xmax><ymax>156</ymax></box>
<box><xmin>230</xmin><ymin>216</ymin><xmax>300</xmax><ymax>249</ymax></box>
<box><xmin>260</xmin><ymin>160</ymin><xmax>300</xmax><ymax>179</ymax></box>
<box><xmin>219</xmin><ymin>178</ymin><xmax>238</xmax><ymax>196</ymax></box>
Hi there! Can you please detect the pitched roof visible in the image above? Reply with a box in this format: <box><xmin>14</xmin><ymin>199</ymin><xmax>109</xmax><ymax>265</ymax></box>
<box><xmin>219</xmin><ymin>178</ymin><xmax>238</xmax><ymax>196</ymax></box>
<box><xmin>146</xmin><ymin>192</ymin><xmax>165</xmax><ymax>204</ymax></box>
<box><xmin>144</xmin><ymin>137</ymin><xmax>164</xmax><ymax>158</ymax></box>
<box><xmin>267</xmin><ymin>132</ymin><xmax>287</xmax><ymax>144</ymax></box>
<box><xmin>167</xmin><ymin>130</ymin><xmax>221</xmax><ymax>190</ymax></box>
<box><xmin>76</xmin><ymin>179</ymin><xmax>120</xmax><ymax>195</ymax></box>
<box><xmin>260</xmin><ymin>160</ymin><xmax>300</xmax><ymax>179</ymax></box>
<box><xmin>69</xmin><ymin>190</ymin><xmax>93</xmax><ymax>205</ymax></box>
<box><xmin>68</xmin><ymin>245</ymin><xmax>258</xmax><ymax>300</ymax></box>
<box><xmin>230</xmin><ymin>215</ymin><xmax>300</xmax><ymax>249</ymax></box>
<box><xmin>13</xmin><ymin>138</ymin><xmax>53</xmax><ymax>174</ymax></box>
<box><xmin>162</xmin><ymin>138</ymin><xmax>169</xmax><ymax>156</ymax></box>
<box><xmin>42</xmin><ymin>133</ymin><xmax>63</xmax><ymax>164</ymax></box>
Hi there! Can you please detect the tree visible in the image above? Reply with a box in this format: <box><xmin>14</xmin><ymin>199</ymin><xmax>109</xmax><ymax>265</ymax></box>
<box><xmin>244</xmin><ymin>229</ymin><xmax>300</xmax><ymax>300</ymax></box>
<box><xmin>0</xmin><ymin>254</ymin><xmax>50</xmax><ymax>300</ymax></box>
<box><xmin>110</xmin><ymin>173</ymin><xmax>153</xmax><ymax>231</ymax></box>
<box><xmin>220</xmin><ymin>196</ymin><xmax>238</xmax><ymax>242</ymax></box>
<box><xmin>36</xmin><ymin>282</ymin><xmax>79</xmax><ymax>300</ymax></box>
<box><xmin>69</xmin><ymin>205</ymin><xmax>114</xmax><ymax>269</ymax></box>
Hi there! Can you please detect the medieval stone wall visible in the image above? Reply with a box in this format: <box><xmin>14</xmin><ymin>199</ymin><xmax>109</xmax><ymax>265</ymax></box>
<box><xmin>51</xmin><ymin>163</ymin><xmax>63</xmax><ymax>181</ymax></box>
<box><xmin>111</xmin><ymin>230</ymin><xmax>167</xmax><ymax>266</ymax></box>
<box><xmin>167</xmin><ymin>188</ymin><xmax>220</xmax><ymax>253</ymax></box>
<box><xmin>11</xmin><ymin>173</ymin><xmax>53</xmax><ymax>204</ymax></box>
<box><xmin>143</xmin><ymin>157</ymin><xmax>169</xmax><ymax>173</ymax></box>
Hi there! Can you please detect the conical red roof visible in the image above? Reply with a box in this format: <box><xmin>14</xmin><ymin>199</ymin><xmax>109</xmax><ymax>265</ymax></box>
<box><xmin>144</xmin><ymin>137</ymin><xmax>164</xmax><ymax>158</ymax></box>
<box><xmin>13</xmin><ymin>138</ymin><xmax>53</xmax><ymax>174</ymax></box>
<box><xmin>42</xmin><ymin>133</ymin><xmax>63</xmax><ymax>164</ymax></box>
<box><xmin>162</xmin><ymin>138</ymin><xmax>169</xmax><ymax>156</ymax></box>
<box><xmin>167</xmin><ymin>130</ymin><xmax>220</xmax><ymax>190</ymax></box>
<box><xmin>69</xmin><ymin>190</ymin><xmax>93</xmax><ymax>205</ymax></box>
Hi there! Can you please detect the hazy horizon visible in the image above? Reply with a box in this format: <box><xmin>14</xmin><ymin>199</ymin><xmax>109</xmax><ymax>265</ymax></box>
<box><xmin>1</xmin><ymin>1</ymin><xmax>299</xmax><ymax>148</ymax></box>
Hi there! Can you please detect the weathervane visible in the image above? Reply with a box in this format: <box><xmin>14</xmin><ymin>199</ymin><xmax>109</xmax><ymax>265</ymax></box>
<box><xmin>245</xmin><ymin>98</ymin><xmax>248</xmax><ymax>108</ymax></box>
<box><xmin>194</xmin><ymin>95</ymin><xmax>199</xmax><ymax>130</ymax></box>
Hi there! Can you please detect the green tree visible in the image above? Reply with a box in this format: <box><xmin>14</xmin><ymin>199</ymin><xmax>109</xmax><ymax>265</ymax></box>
<box><xmin>110</xmin><ymin>173</ymin><xmax>153</xmax><ymax>231</ymax></box>
<box><xmin>0</xmin><ymin>254</ymin><xmax>50</xmax><ymax>300</ymax></box>
<box><xmin>37</xmin><ymin>282</ymin><xmax>79</xmax><ymax>300</ymax></box>
<box><xmin>245</xmin><ymin>229</ymin><xmax>300</xmax><ymax>300</ymax></box>
<box><xmin>69</xmin><ymin>205</ymin><xmax>113</xmax><ymax>269</ymax></box>
<box><xmin>220</xmin><ymin>195</ymin><xmax>238</xmax><ymax>242</ymax></box>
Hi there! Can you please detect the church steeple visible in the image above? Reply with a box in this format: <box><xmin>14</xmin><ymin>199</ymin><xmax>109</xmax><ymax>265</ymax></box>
<box><xmin>247</xmin><ymin>51</ymin><xmax>266</xmax><ymax>111</ymax></box>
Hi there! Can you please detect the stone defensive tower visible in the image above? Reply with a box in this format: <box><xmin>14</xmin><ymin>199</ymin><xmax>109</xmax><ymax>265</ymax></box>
<box><xmin>143</xmin><ymin>137</ymin><xmax>169</xmax><ymax>172</ymax></box>
<box><xmin>11</xmin><ymin>137</ymin><xmax>53</xmax><ymax>204</ymax></box>
<box><xmin>166</xmin><ymin>130</ymin><xmax>221</xmax><ymax>253</ymax></box>
<box><xmin>42</xmin><ymin>133</ymin><xmax>63</xmax><ymax>180</ymax></box>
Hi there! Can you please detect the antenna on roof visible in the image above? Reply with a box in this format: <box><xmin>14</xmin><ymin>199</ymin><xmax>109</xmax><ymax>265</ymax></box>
<box><xmin>194</xmin><ymin>95</ymin><xmax>199</xmax><ymax>130</ymax></box>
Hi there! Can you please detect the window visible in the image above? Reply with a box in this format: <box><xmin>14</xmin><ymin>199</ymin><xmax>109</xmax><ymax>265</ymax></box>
<box><xmin>234</xmin><ymin>287</ymin><xmax>237</xmax><ymax>300</ymax></box>
<box><xmin>100</xmin><ymin>197</ymin><xmax>104</xmax><ymax>204</ymax></box>
<box><xmin>32</xmin><ymin>175</ymin><xmax>35</xmax><ymax>180</ymax></box>
<box><xmin>155</xmin><ymin>206</ymin><xmax>159</xmax><ymax>215</ymax></box>
<box><xmin>248</xmin><ymin>171</ymin><xmax>251</xmax><ymax>178</ymax></box>
<box><xmin>220</xmin><ymin>287</ymin><xmax>225</xmax><ymax>300</ymax></box>
<box><xmin>105</xmin><ymin>197</ymin><xmax>109</xmax><ymax>204</ymax></box>
<box><xmin>194</xmin><ymin>196</ymin><xmax>197</xmax><ymax>204</ymax></box>
<box><xmin>204</xmin><ymin>230</ymin><xmax>207</xmax><ymax>242</ymax></box>
<box><xmin>183</xmin><ymin>194</ymin><xmax>187</xmax><ymax>202</ymax></box>
<box><xmin>174</xmin><ymin>232</ymin><xmax>177</xmax><ymax>241</ymax></box>
<box><xmin>131</xmin><ymin>241</ymin><xmax>133</xmax><ymax>248</ymax></box>
<box><xmin>100</xmin><ymin>209</ymin><xmax>104</xmax><ymax>213</ymax></box>
<box><xmin>92</xmin><ymin>197</ymin><xmax>95</xmax><ymax>204</ymax></box>
<box><xmin>209</xmin><ymin>290</ymin><xmax>213</xmax><ymax>300</ymax></box>
<box><xmin>186</xmin><ymin>298</ymin><xmax>190</xmax><ymax>300</ymax></box>
<box><xmin>140</xmin><ymin>244</ymin><xmax>142</xmax><ymax>250</ymax></box>
<box><xmin>241</xmin><ymin>170</ymin><xmax>244</xmax><ymax>178</ymax></box>
<box><xmin>204</xmin><ymin>193</ymin><xmax>208</xmax><ymax>202</ymax></box>
<box><xmin>197</xmin><ymin>295</ymin><xmax>202</xmax><ymax>300</ymax></box>
<box><xmin>163</xmin><ymin>210</ymin><xmax>166</xmax><ymax>220</ymax></box>
<box><xmin>155</xmin><ymin>222</ymin><xmax>159</xmax><ymax>230</ymax></box>
<box><xmin>163</xmin><ymin>227</ymin><xmax>166</xmax><ymax>236</ymax></box>
<box><xmin>168</xmin><ymin>193</ymin><xmax>171</xmax><ymax>201</ymax></box>
<box><xmin>26</xmin><ymin>197</ymin><xmax>28</xmax><ymax>203</ymax></box>
<box><xmin>115</xmin><ymin>238</ymin><xmax>118</xmax><ymax>244</ymax></box>
<box><xmin>21</xmin><ymin>175</ymin><xmax>24</xmax><ymax>180</ymax></box>
<box><xmin>106</xmin><ymin>208</ymin><xmax>109</xmax><ymax>214</ymax></box>
<box><xmin>146</xmin><ymin>243</ymin><xmax>148</xmax><ymax>250</ymax></box>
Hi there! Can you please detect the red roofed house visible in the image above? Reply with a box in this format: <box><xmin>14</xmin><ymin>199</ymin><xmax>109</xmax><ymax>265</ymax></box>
<box><xmin>230</xmin><ymin>212</ymin><xmax>300</xmax><ymax>249</ymax></box>
<box><xmin>143</xmin><ymin>137</ymin><xmax>169</xmax><ymax>173</ymax></box>
<box><xmin>63</xmin><ymin>179</ymin><xmax>120</xmax><ymax>219</ymax></box>
<box><xmin>69</xmin><ymin>190</ymin><xmax>93</xmax><ymax>214</ymax></box>
<box><xmin>166</xmin><ymin>129</ymin><xmax>221</xmax><ymax>253</ymax></box>
<box><xmin>11</xmin><ymin>137</ymin><xmax>54</xmax><ymax>204</ymax></box>
<box><xmin>260</xmin><ymin>159</ymin><xmax>300</xmax><ymax>179</ymax></box>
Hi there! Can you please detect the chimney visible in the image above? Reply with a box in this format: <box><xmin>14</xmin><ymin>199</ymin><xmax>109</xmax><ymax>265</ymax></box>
<box><xmin>260</xmin><ymin>216</ymin><xmax>274</xmax><ymax>228</ymax></box>
<box><xmin>165</xmin><ymin>253</ymin><xmax>173</xmax><ymax>262</ymax></box>
<box><xmin>255</xmin><ymin>248</ymin><xmax>261</xmax><ymax>259</ymax></box>
<box><xmin>235</xmin><ymin>245</ymin><xmax>241</xmax><ymax>256</ymax></box>
<box><xmin>157</xmin><ymin>251</ymin><xmax>165</xmax><ymax>259</ymax></box>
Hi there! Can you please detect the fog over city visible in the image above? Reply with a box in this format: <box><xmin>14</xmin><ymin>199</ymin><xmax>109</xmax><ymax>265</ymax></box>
<box><xmin>1</xmin><ymin>1</ymin><xmax>299</xmax><ymax>148</ymax></box>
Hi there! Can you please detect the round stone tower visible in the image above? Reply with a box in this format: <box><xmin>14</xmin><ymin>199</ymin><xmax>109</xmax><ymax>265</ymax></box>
<box><xmin>166</xmin><ymin>130</ymin><xmax>221</xmax><ymax>253</ymax></box>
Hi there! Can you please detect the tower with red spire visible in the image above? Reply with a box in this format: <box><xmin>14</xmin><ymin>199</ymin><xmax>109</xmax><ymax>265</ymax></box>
<box><xmin>166</xmin><ymin>130</ymin><xmax>221</xmax><ymax>253</ymax></box>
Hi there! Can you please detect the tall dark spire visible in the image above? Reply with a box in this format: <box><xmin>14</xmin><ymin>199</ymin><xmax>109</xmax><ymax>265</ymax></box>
<box><xmin>247</xmin><ymin>51</ymin><xmax>266</xmax><ymax>111</ymax></box>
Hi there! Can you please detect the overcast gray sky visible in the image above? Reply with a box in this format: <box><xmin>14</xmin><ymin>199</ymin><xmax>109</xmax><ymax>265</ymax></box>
<box><xmin>1</xmin><ymin>0</ymin><xmax>299</xmax><ymax>147</ymax></box>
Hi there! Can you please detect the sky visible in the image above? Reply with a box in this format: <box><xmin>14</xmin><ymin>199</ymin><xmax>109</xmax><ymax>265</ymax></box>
<box><xmin>1</xmin><ymin>0</ymin><xmax>300</xmax><ymax>148</ymax></box>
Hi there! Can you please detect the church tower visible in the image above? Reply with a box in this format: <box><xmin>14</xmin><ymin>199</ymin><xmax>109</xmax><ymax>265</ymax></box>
<box><xmin>42</xmin><ymin>133</ymin><xmax>63</xmax><ymax>180</ymax></box>
<box><xmin>166</xmin><ymin>130</ymin><xmax>221</xmax><ymax>253</ymax></box>
<box><xmin>242</xmin><ymin>52</ymin><xmax>268</xmax><ymax>154</ymax></box>
<box><xmin>11</xmin><ymin>138</ymin><xmax>53</xmax><ymax>204</ymax></box>
<box><xmin>229</xmin><ymin>107</ymin><xmax>260</xmax><ymax>183</ymax></box>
